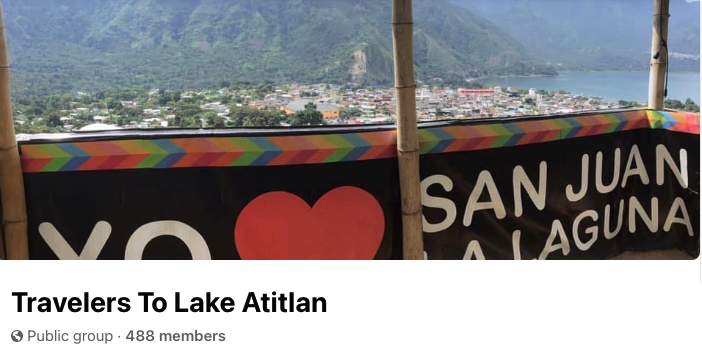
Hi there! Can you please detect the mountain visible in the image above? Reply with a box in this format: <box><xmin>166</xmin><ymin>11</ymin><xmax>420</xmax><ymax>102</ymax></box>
<box><xmin>449</xmin><ymin>0</ymin><xmax>701</xmax><ymax>73</ymax></box>
<box><xmin>2</xmin><ymin>0</ymin><xmax>554</xmax><ymax>97</ymax></box>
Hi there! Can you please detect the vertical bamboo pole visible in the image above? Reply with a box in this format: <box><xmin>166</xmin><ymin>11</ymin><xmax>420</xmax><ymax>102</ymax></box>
<box><xmin>0</xmin><ymin>1</ymin><xmax>29</xmax><ymax>260</ymax></box>
<box><xmin>0</xmin><ymin>224</ymin><xmax>5</xmax><ymax>259</ymax></box>
<box><xmin>648</xmin><ymin>0</ymin><xmax>670</xmax><ymax>110</ymax></box>
<box><xmin>392</xmin><ymin>0</ymin><xmax>423</xmax><ymax>260</ymax></box>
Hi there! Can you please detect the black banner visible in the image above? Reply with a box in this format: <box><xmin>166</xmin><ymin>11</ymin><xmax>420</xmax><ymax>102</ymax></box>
<box><xmin>21</xmin><ymin>119</ymin><xmax>700</xmax><ymax>260</ymax></box>
<box><xmin>421</xmin><ymin>129</ymin><xmax>699</xmax><ymax>260</ymax></box>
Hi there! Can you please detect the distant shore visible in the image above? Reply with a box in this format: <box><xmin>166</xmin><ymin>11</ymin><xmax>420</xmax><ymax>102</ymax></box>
<box><xmin>474</xmin><ymin>70</ymin><xmax>700</xmax><ymax>103</ymax></box>
<box><xmin>472</xmin><ymin>69</ymin><xmax>701</xmax><ymax>83</ymax></box>
<box><xmin>467</xmin><ymin>73</ymin><xmax>558</xmax><ymax>83</ymax></box>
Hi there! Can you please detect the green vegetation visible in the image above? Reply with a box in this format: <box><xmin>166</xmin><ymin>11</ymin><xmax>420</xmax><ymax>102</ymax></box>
<box><xmin>616</xmin><ymin>99</ymin><xmax>701</xmax><ymax>113</ymax></box>
<box><xmin>4</xmin><ymin>0</ymin><xmax>554</xmax><ymax>97</ymax></box>
<box><xmin>12</xmin><ymin>86</ymin><xmax>325</xmax><ymax>134</ymax></box>
<box><xmin>617</xmin><ymin>100</ymin><xmax>646</xmax><ymax>108</ymax></box>
<box><xmin>228</xmin><ymin>106</ymin><xmax>283</xmax><ymax>127</ymax></box>
<box><xmin>339</xmin><ymin>107</ymin><xmax>363</xmax><ymax>120</ymax></box>
<box><xmin>287</xmin><ymin>103</ymin><xmax>324</xmax><ymax>126</ymax></box>
<box><xmin>617</xmin><ymin>98</ymin><xmax>701</xmax><ymax>112</ymax></box>
<box><xmin>665</xmin><ymin>98</ymin><xmax>701</xmax><ymax>113</ymax></box>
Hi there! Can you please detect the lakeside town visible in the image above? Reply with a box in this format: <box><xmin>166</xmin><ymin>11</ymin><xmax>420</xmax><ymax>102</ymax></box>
<box><xmin>12</xmin><ymin>83</ymin><xmax>700</xmax><ymax>134</ymax></box>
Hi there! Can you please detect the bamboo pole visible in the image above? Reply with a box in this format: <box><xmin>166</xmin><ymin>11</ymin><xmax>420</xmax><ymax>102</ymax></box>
<box><xmin>392</xmin><ymin>0</ymin><xmax>424</xmax><ymax>260</ymax></box>
<box><xmin>648</xmin><ymin>0</ymin><xmax>670</xmax><ymax>110</ymax></box>
<box><xmin>0</xmin><ymin>1</ymin><xmax>29</xmax><ymax>260</ymax></box>
<box><xmin>0</xmin><ymin>223</ymin><xmax>5</xmax><ymax>259</ymax></box>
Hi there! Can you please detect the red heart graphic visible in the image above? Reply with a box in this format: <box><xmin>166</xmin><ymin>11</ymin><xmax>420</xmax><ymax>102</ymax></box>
<box><xmin>235</xmin><ymin>186</ymin><xmax>385</xmax><ymax>260</ymax></box>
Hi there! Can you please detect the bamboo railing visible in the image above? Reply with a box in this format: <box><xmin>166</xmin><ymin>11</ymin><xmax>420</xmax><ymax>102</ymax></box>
<box><xmin>0</xmin><ymin>1</ymin><xmax>29</xmax><ymax>260</ymax></box>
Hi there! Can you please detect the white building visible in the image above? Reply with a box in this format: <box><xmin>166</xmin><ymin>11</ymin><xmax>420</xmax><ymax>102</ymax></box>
<box><xmin>78</xmin><ymin>123</ymin><xmax>123</xmax><ymax>132</ymax></box>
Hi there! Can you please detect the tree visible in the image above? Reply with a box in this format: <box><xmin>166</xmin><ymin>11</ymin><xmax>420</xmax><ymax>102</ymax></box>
<box><xmin>80</xmin><ymin>95</ymin><xmax>96</xmax><ymax>105</ymax></box>
<box><xmin>179</xmin><ymin>117</ymin><xmax>201</xmax><ymax>128</ymax></box>
<box><xmin>662</xmin><ymin>98</ymin><xmax>700</xmax><ymax>112</ymax></box>
<box><xmin>158</xmin><ymin>91</ymin><xmax>176</xmax><ymax>106</ymax></box>
<box><xmin>46</xmin><ymin>112</ymin><xmax>62</xmax><ymax>128</ymax></box>
<box><xmin>618</xmin><ymin>100</ymin><xmax>633</xmax><ymax>108</ymax></box>
<box><xmin>74</xmin><ymin>113</ymin><xmax>93</xmax><ymax>124</ymax></box>
<box><xmin>226</xmin><ymin>105</ymin><xmax>283</xmax><ymax>127</ymax></box>
<box><xmin>300</xmin><ymin>91</ymin><xmax>318</xmax><ymax>98</ymax></box>
<box><xmin>27</xmin><ymin>104</ymin><xmax>45</xmax><ymax>116</ymax></box>
<box><xmin>106</xmin><ymin>98</ymin><xmax>123</xmax><ymax>111</ymax></box>
<box><xmin>174</xmin><ymin>102</ymin><xmax>203</xmax><ymax>121</ymax></box>
<box><xmin>257</xmin><ymin>81</ymin><xmax>274</xmax><ymax>94</ymax></box>
<box><xmin>204</xmin><ymin>111</ymin><xmax>225</xmax><ymax>128</ymax></box>
<box><xmin>664</xmin><ymin>99</ymin><xmax>685</xmax><ymax>110</ymax></box>
<box><xmin>339</xmin><ymin>107</ymin><xmax>362</xmax><ymax>120</ymax></box>
<box><xmin>618</xmin><ymin>100</ymin><xmax>643</xmax><ymax>108</ymax></box>
<box><xmin>287</xmin><ymin>103</ymin><xmax>324</xmax><ymax>126</ymax></box>
<box><xmin>683</xmin><ymin>98</ymin><xmax>700</xmax><ymax>113</ymax></box>
<box><xmin>212</xmin><ymin>115</ymin><xmax>226</xmax><ymax>128</ymax></box>
<box><xmin>46</xmin><ymin>95</ymin><xmax>64</xmax><ymax>110</ymax></box>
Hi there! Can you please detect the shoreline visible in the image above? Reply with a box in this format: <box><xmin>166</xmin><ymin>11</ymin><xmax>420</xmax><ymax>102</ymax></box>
<box><xmin>467</xmin><ymin>73</ymin><xmax>558</xmax><ymax>82</ymax></box>
<box><xmin>472</xmin><ymin>70</ymin><xmax>700</xmax><ymax>103</ymax></box>
<box><xmin>472</xmin><ymin>69</ymin><xmax>701</xmax><ymax>82</ymax></box>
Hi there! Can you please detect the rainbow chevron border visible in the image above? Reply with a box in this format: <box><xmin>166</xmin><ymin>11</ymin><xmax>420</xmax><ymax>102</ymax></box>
<box><xmin>19</xmin><ymin>110</ymin><xmax>700</xmax><ymax>173</ymax></box>
<box><xmin>418</xmin><ymin>110</ymin><xmax>699</xmax><ymax>154</ymax></box>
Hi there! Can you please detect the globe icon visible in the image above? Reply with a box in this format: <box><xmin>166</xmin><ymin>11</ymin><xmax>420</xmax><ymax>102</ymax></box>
<box><xmin>11</xmin><ymin>330</ymin><xmax>23</xmax><ymax>342</ymax></box>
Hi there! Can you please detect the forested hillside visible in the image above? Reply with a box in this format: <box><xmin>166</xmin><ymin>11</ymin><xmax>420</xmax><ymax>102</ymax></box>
<box><xmin>3</xmin><ymin>0</ymin><xmax>554</xmax><ymax>96</ymax></box>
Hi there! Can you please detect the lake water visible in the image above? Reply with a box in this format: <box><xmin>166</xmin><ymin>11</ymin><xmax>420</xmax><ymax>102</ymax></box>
<box><xmin>477</xmin><ymin>71</ymin><xmax>700</xmax><ymax>103</ymax></box>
